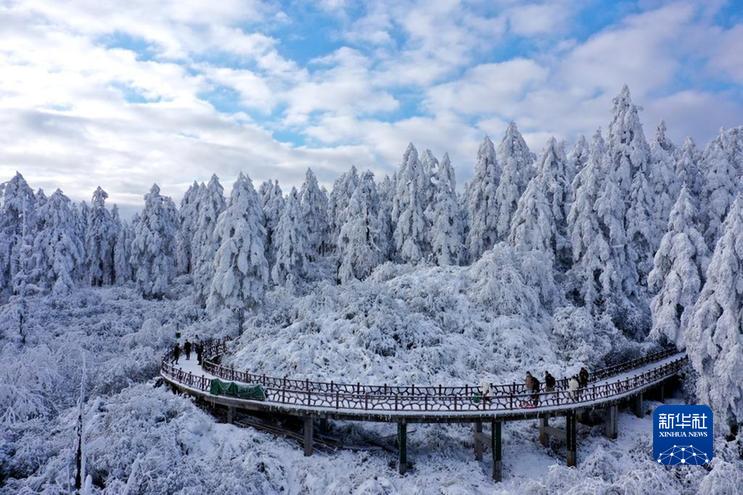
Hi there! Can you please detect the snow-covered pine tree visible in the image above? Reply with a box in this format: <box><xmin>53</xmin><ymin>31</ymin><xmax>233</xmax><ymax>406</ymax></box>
<box><xmin>649</xmin><ymin>121</ymin><xmax>680</xmax><ymax>234</ymax></box>
<box><xmin>465</xmin><ymin>136</ymin><xmax>499</xmax><ymax>261</ymax></box>
<box><xmin>625</xmin><ymin>157</ymin><xmax>657</xmax><ymax>288</ymax></box>
<box><xmin>495</xmin><ymin>122</ymin><xmax>533</xmax><ymax>241</ymax></box>
<box><xmin>35</xmin><ymin>188</ymin><xmax>47</xmax><ymax>207</ymax></box>
<box><xmin>429</xmin><ymin>153</ymin><xmax>464</xmax><ymax>266</ymax></box>
<box><xmin>567</xmin><ymin>135</ymin><xmax>589</xmax><ymax>202</ymax></box>
<box><xmin>392</xmin><ymin>144</ymin><xmax>428</xmax><ymax>263</ymax></box>
<box><xmin>607</xmin><ymin>85</ymin><xmax>650</xmax><ymax>196</ymax></box>
<box><xmin>508</xmin><ymin>173</ymin><xmax>554</xmax><ymax>257</ymax></box>
<box><xmin>337</xmin><ymin>171</ymin><xmax>386</xmax><ymax>282</ymax></box>
<box><xmin>328</xmin><ymin>166</ymin><xmax>359</xmax><ymax>249</ymax></box>
<box><xmin>0</xmin><ymin>173</ymin><xmax>36</xmax><ymax>296</ymax></box>
<box><xmin>272</xmin><ymin>187</ymin><xmax>310</xmax><ymax>287</ymax></box>
<box><xmin>260</xmin><ymin>179</ymin><xmax>284</xmax><ymax>268</ymax></box>
<box><xmin>207</xmin><ymin>173</ymin><xmax>268</xmax><ymax>314</ymax></box>
<box><xmin>685</xmin><ymin>193</ymin><xmax>743</xmax><ymax>434</ymax></box>
<box><xmin>175</xmin><ymin>181</ymin><xmax>203</xmax><ymax>275</ymax></box>
<box><xmin>647</xmin><ymin>187</ymin><xmax>709</xmax><ymax>348</ymax></box>
<box><xmin>85</xmin><ymin>187</ymin><xmax>117</xmax><ymax>286</ymax></box>
<box><xmin>113</xmin><ymin>214</ymin><xmax>133</xmax><ymax>284</ymax></box>
<box><xmin>193</xmin><ymin>175</ymin><xmax>226</xmax><ymax>303</ymax></box>
<box><xmin>129</xmin><ymin>184</ymin><xmax>178</xmax><ymax>299</ymax></box>
<box><xmin>538</xmin><ymin>137</ymin><xmax>571</xmax><ymax>266</ymax></box>
<box><xmin>700</xmin><ymin>128</ymin><xmax>740</xmax><ymax>247</ymax></box>
<box><xmin>376</xmin><ymin>174</ymin><xmax>394</xmax><ymax>260</ymax></box>
<box><xmin>419</xmin><ymin>149</ymin><xmax>438</xmax><ymax>216</ymax></box>
<box><xmin>27</xmin><ymin>189</ymin><xmax>85</xmax><ymax>295</ymax></box>
<box><xmin>300</xmin><ymin>169</ymin><xmax>330</xmax><ymax>260</ymax></box>
<box><xmin>675</xmin><ymin>137</ymin><xmax>704</xmax><ymax>199</ymax></box>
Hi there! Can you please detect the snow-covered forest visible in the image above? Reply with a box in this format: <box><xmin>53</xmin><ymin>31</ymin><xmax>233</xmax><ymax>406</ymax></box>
<box><xmin>1</xmin><ymin>86</ymin><xmax>742</xmax><ymax>494</ymax></box>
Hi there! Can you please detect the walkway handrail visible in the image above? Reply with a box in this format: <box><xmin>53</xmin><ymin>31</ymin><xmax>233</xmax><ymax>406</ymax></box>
<box><xmin>161</xmin><ymin>340</ymin><xmax>687</xmax><ymax>414</ymax></box>
<box><xmin>190</xmin><ymin>339</ymin><xmax>679</xmax><ymax>397</ymax></box>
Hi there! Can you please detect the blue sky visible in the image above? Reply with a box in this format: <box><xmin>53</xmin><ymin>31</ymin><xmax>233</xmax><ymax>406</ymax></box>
<box><xmin>0</xmin><ymin>0</ymin><xmax>741</xmax><ymax>214</ymax></box>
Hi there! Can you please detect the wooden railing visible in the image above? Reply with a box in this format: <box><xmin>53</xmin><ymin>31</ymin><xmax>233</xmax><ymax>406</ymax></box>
<box><xmin>160</xmin><ymin>339</ymin><xmax>686</xmax><ymax>414</ymax></box>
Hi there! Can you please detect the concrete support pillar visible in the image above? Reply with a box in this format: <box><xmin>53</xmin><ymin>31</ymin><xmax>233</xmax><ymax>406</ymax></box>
<box><xmin>398</xmin><ymin>420</ymin><xmax>408</xmax><ymax>474</ymax></box>
<box><xmin>491</xmin><ymin>419</ymin><xmax>502</xmax><ymax>482</ymax></box>
<box><xmin>226</xmin><ymin>406</ymin><xmax>234</xmax><ymax>424</ymax></box>
<box><xmin>303</xmin><ymin>416</ymin><xmax>313</xmax><ymax>457</ymax></box>
<box><xmin>474</xmin><ymin>421</ymin><xmax>483</xmax><ymax>460</ymax></box>
<box><xmin>658</xmin><ymin>383</ymin><xmax>665</xmax><ymax>403</ymax></box>
<box><xmin>605</xmin><ymin>404</ymin><xmax>618</xmax><ymax>440</ymax></box>
<box><xmin>566</xmin><ymin>412</ymin><xmax>577</xmax><ymax>467</ymax></box>
<box><xmin>633</xmin><ymin>392</ymin><xmax>644</xmax><ymax>418</ymax></box>
<box><xmin>539</xmin><ymin>415</ymin><xmax>549</xmax><ymax>447</ymax></box>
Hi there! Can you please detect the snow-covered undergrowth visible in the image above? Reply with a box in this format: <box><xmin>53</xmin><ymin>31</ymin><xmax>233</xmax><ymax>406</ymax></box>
<box><xmin>1</xmin><ymin>283</ymin><xmax>741</xmax><ymax>494</ymax></box>
<box><xmin>228</xmin><ymin>244</ymin><xmax>643</xmax><ymax>386</ymax></box>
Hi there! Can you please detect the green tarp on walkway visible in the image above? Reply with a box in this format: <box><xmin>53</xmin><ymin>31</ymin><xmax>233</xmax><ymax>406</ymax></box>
<box><xmin>210</xmin><ymin>378</ymin><xmax>267</xmax><ymax>401</ymax></box>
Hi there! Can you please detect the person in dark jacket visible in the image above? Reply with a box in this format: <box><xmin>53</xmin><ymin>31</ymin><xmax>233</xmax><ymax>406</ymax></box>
<box><xmin>173</xmin><ymin>343</ymin><xmax>181</xmax><ymax>364</ymax></box>
<box><xmin>196</xmin><ymin>340</ymin><xmax>203</xmax><ymax>365</ymax></box>
<box><xmin>578</xmin><ymin>367</ymin><xmax>589</xmax><ymax>388</ymax></box>
<box><xmin>544</xmin><ymin>371</ymin><xmax>556</xmax><ymax>392</ymax></box>
<box><xmin>531</xmin><ymin>376</ymin><xmax>541</xmax><ymax>406</ymax></box>
<box><xmin>184</xmin><ymin>340</ymin><xmax>192</xmax><ymax>360</ymax></box>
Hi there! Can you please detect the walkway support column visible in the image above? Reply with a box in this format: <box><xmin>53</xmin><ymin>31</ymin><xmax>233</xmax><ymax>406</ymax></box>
<box><xmin>226</xmin><ymin>406</ymin><xmax>234</xmax><ymax>424</ymax></box>
<box><xmin>398</xmin><ymin>420</ymin><xmax>408</xmax><ymax>474</ymax></box>
<box><xmin>303</xmin><ymin>416</ymin><xmax>313</xmax><ymax>456</ymax></box>
<box><xmin>491</xmin><ymin>419</ymin><xmax>502</xmax><ymax>482</ymax></box>
<box><xmin>605</xmin><ymin>404</ymin><xmax>618</xmax><ymax>439</ymax></box>
<box><xmin>539</xmin><ymin>415</ymin><xmax>549</xmax><ymax>447</ymax></box>
<box><xmin>474</xmin><ymin>421</ymin><xmax>483</xmax><ymax>460</ymax></box>
<box><xmin>633</xmin><ymin>392</ymin><xmax>644</xmax><ymax>418</ymax></box>
<box><xmin>566</xmin><ymin>412</ymin><xmax>577</xmax><ymax>467</ymax></box>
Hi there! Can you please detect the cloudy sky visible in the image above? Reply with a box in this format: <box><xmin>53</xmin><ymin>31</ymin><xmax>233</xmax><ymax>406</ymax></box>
<box><xmin>0</xmin><ymin>0</ymin><xmax>741</xmax><ymax>215</ymax></box>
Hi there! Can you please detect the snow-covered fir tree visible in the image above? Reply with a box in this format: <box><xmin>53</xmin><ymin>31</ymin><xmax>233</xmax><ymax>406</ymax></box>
<box><xmin>175</xmin><ymin>181</ymin><xmax>203</xmax><ymax>275</ymax></box>
<box><xmin>0</xmin><ymin>172</ymin><xmax>36</xmax><ymax>296</ymax></box>
<box><xmin>429</xmin><ymin>153</ymin><xmax>464</xmax><ymax>266</ymax></box>
<box><xmin>129</xmin><ymin>184</ymin><xmax>178</xmax><ymax>299</ymax></box>
<box><xmin>537</xmin><ymin>137</ymin><xmax>571</xmax><ymax>266</ymax></box>
<box><xmin>675</xmin><ymin>137</ymin><xmax>704</xmax><ymax>199</ymax></box>
<box><xmin>260</xmin><ymin>179</ymin><xmax>284</xmax><ymax>268</ymax></box>
<box><xmin>465</xmin><ymin>136</ymin><xmax>499</xmax><ymax>261</ymax></box>
<box><xmin>193</xmin><ymin>175</ymin><xmax>226</xmax><ymax>303</ymax></box>
<box><xmin>685</xmin><ymin>193</ymin><xmax>743</xmax><ymax>434</ymax></box>
<box><xmin>328</xmin><ymin>166</ymin><xmax>359</xmax><ymax>249</ymax></box>
<box><xmin>392</xmin><ymin>143</ymin><xmax>428</xmax><ymax>263</ymax></box>
<box><xmin>495</xmin><ymin>122</ymin><xmax>533</xmax><ymax>241</ymax></box>
<box><xmin>567</xmin><ymin>135</ymin><xmax>589</xmax><ymax>189</ymax></box>
<box><xmin>26</xmin><ymin>189</ymin><xmax>85</xmax><ymax>295</ymax></box>
<box><xmin>648</xmin><ymin>187</ymin><xmax>709</xmax><ymax>348</ymax></box>
<box><xmin>337</xmin><ymin>171</ymin><xmax>386</xmax><ymax>282</ymax></box>
<box><xmin>85</xmin><ymin>187</ymin><xmax>117</xmax><ymax>286</ymax></box>
<box><xmin>113</xmin><ymin>216</ymin><xmax>133</xmax><ymax>284</ymax></box>
<box><xmin>300</xmin><ymin>169</ymin><xmax>330</xmax><ymax>260</ymax></box>
<box><xmin>625</xmin><ymin>156</ymin><xmax>657</xmax><ymax>287</ymax></box>
<box><xmin>271</xmin><ymin>187</ymin><xmax>310</xmax><ymax>287</ymax></box>
<box><xmin>649</xmin><ymin>121</ymin><xmax>680</xmax><ymax>234</ymax></box>
<box><xmin>207</xmin><ymin>173</ymin><xmax>268</xmax><ymax>315</ymax></box>
<box><xmin>607</xmin><ymin>85</ymin><xmax>650</xmax><ymax>196</ymax></box>
<box><xmin>700</xmin><ymin>128</ymin><xmax>740</xmax><ymax>247</ymax></box>
<box><xmin>509</xmin><ymin>172</ymin><xmax>554</xmax><ymax>258</ymax></box>
<box><xmin>376</xmin><ymin>174</ymin><xmax>394</xmax><ymax>259</ymax></box>
<box><xmin>419</xmin><ymin>149</ymin><xmax>438</xmax><ymax>215</ymax></box>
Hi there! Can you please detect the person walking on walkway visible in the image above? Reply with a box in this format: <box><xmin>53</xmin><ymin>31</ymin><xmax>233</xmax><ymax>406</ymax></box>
<box><xmin>196</xmin><ymin>340</ymin><xmax>203</xmax><ymax>365</ymax></box>
<box><xmin>568</xmin><ymin>376</ymin><xmax>579</xmax><ymax>401</ymax></box>
<box><xmin>531</xmin><ymin>375</ymin><xmax>541</xmax><ymax>406</ymax></box>
<box><xmin>184</xmin><ymin>340</ymin><xmax>192</xmax><ymax>361</ymax></box>
<box><xmin>173</xmin><ymin>343</ymin><xmax>181</xmax><ymax>364</ymax></box>
<box><xmin>578</xmin><ymin>366</ymin><xmax>589</xmax><ymax>398</ymax></box>
<box><xmin>544</xmin><ymin>371</ymin><xmax>556</xmax><ymax>392</ymax></box>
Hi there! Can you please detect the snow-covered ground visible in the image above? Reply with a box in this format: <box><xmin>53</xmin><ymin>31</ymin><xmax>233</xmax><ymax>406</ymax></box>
<box><xmin>2</xmin><ymin>282</ymin><xmax>741</xmax><ymax>494</ymax></box>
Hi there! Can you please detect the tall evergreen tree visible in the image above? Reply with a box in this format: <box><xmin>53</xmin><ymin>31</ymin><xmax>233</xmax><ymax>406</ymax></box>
<box><xmin>465</xmin><ymin>136</ymin><xmax>499</xmax><ymax>260</ymax></box>
<box><xmin>392</xmin><ymin>144</ymin><xmax>428</xmax><ymax>263</ymax></box>
<box><xmin>129</xmin><ymin>184</ymin><xmax>178</xmax><ymax>299</ymax></box>
<box><xmin>429</xmin><ymin>153</ymin><xmax>464</xmax><ymax>266</ymax></box>
<box><xmin>113</xmin><ymin>215</ymin><xmax>133</xmax><ymax>284</ymax></box>
<box><xmin>329</xmin><ymin>166</ymin><xmax>359</xmax><ymax>249</ymax></box>
<box><xmin>495</xmin><ymin>122</ymin><xmax>533</xmax><ymax>240</ymax></box>
<box><xmin>85</xmin><ymin>187</ymin><xmax>117</xmax><ymax>286</ymax></box>
<box><xmin>260</xmin><ymin>179</ymin><xmax>284</xmax><ymax>268</ymax></box>
<box><xmin>207</xmin><ymin>173</ymin><xmax>268</xmax><ymax>314</ymax></box>
<box><xmin>272</xmin><ymin>187</ymin><xmax>310</xmax><ymax>287</ymax></box>
<box><xmin>700</xmin><ymin>128</ymin><xmax>739</xmax><ymax>247</ymax></box>
<box><xmin>338</xmin><ymin>171</ymin><xmax>386</xmax><ymax>282</ymax></box>
<box><xmin>675</xmin><ymin>137</ymin><xmax>703</xmax><ymax>199</ymax></box>
<box><xmin>649</xmin><ymin>121</ymin><xmax>680</xmax><ymax>233</ymax></box>
<box><xmin>685</xmin><ymin>194</ymin><xmax>743</xmax><ymax>434</ymax></box>
<box><xmin>0</xmin><ymin>173</ymin><xmax>36</xmax><ymax>296</ymax></box>
<box><xmin>193</xmin><ymin>175</ymin><xmax>226</xmax><ymax>303</ymax></box>
<box><xmin>175</xmin><ymin>181</ymin><xmax>203</xmax><ymax>275</ymax></box>
<box><xmin>648</xmin><ymin>187</ymin><xmax>709</xmax><ymax>348</ymax></box>
<box><xmin>300</xmin><ymin>169</ymin><xmax>330</xmax><ymax>260</ymax></box>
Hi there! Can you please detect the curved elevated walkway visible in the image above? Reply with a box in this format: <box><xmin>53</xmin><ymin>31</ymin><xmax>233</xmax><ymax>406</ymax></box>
<box><xmin>161</xmin><ymin>340</ymin><xmax>686</xmax><ymax>479</ymax></box>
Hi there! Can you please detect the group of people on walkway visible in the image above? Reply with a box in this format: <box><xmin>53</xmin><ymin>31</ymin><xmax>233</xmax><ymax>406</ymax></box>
<box><xmin>171</xmin><ymin>337</ymin><xmax>204</xmax><ymax>366</ymax></box>
<box><xmin>524</xmin><ymin>367</ymin><xmax>589</xmax><ymax>407</ymax></box>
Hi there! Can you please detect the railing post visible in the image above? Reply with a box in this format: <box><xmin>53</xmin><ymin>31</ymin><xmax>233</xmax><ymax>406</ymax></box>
<box><xmin>335</xmin><ymin>390</ymin><xmax>339</xmax><ymax>409</ymax></box>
